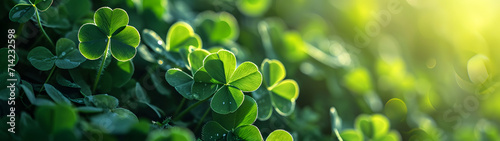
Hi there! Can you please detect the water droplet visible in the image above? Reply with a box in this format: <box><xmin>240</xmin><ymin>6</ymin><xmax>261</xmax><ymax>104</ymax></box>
<box><xmin>223</xmin><ymin>102</ymin><xmax>225</xmax><ymax>105</ymax></box>
<box><xmin>61</xmin><ymin>52</ymin><xmax>66</xmax><ymax>56</ymax></box>
<box><xmin>216</xmin><ymin>133</ymin><xmax>219</xmax><ymax>136</ymax></box>
<box><xmin>229</xmin><ymin>102</ymin><xmax>232</xmax><ymax>104</ymax></box>
<box><xmin>223</xmin><ymin>134</ymin><xmax>226</xmax><ymax>137</ymax></box>
<box><xmin>157</xmin><ymin>40</ymin><xmax>163</xmax><ymax>45</ymax></box>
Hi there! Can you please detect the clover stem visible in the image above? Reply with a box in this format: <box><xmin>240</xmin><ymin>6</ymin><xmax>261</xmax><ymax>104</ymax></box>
<box><xmin>92</xmin><ymin>37</ymin><xmax>111</xmax><ymax>94</ymax></box>
<box><xmin>38</xmin><ymin>65</ymin><xmax>56</xmax><ymax>93</ymax></box>
<box><xmin>194</xmin><ymin>107</ymin><xmax>211</xmax><ymax>133</ymax></box>
<box><xmin>333</xmin><ymin>128</ymin><xmax>343</xmax><ymax>141</ymax></box>
<box><xmin>173</xmin><ymin>98</ymin><xmax>208</xmax><ymax>121</ymax></box>
<box><xmin>35</xmin><ymin>9</ymin><xmax>54</xmax><ymax>47</ymax></box>
<box><xmin>258</xmin><ymin>21</ymin><xmax>278</xmax><ymax>59</ymax></box>
<box><xmin>173</xmin><ymin>98</ymin><xmax>186</xmax><ymax>116</ymax></box>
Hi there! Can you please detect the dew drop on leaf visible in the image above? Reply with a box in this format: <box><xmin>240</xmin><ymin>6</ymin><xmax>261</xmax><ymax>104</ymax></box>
<box><xmin>157</xmin><ymin>40</ymin><xmax>163</xmax><ymax>45</ymax></box>
<box><xmin>223</xmin><ymin>102</ymin><xmax>225</xmax><ymax>105</ymax></box>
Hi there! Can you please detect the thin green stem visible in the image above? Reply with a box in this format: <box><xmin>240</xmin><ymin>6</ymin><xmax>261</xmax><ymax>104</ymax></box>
<box><xmin>194</xmin><ymin>107</ymin><xmax>211</xmax><ymax>133</ymax></box>
<box><xmin>174</xmin><ymin>98</ymin><xmax>186</xmax><ymax>116</ymax></box>
<box><xmin>92</xmin><ymin>37</ymin><xmax>111</xmax><ymax>94</ymax></box>
<box><xmin>173</xmin><ymin>99</ymin><xmax>208</xmax><ymax>121</ymax></box>
<box><xmin>38</xmin><ymin>65</ymin><xmax>56</xmax><ymax>93</ymax></box>
<box><xmin>333</xmin><ymin>128</ymin><xmax>343</xmax><ymax>141</ymax></box>
<box><xmin>35</xmin><ymin>9</ymin><xmax>54</xmax><ymax>47</ymax></box>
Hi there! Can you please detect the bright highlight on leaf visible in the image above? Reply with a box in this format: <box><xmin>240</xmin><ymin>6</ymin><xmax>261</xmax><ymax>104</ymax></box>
<box><xmin>266</xmin><ymin>129</ymin><xmax>293</xmax><ymax>141</ymax></box>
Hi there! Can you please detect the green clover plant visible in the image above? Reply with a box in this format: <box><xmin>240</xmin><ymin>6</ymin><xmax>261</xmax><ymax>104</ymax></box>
<box><xmin>141</xmin><ymin>22</ymin><xmax>202</xmax><ymax>68</ymax></box>
<box><xmin>340</xmin><ymin>114</ymin><xmax>401</xmax><ymax>141</ymax></box>
<box><xmin>9</xmin><ymin>0</ymin><xmax>55</xmax><ymax>46</ymax></box>
<box><xmin>266</xmin><ymin>129</ymin><xmax>293</xmax><ymax>141</ymax></box>
<box><xmin>28</xmin><ymin>38</ymin><xmax>86</xmax><ymax>71</ymax></box>
<box><xmin>237</xmin><ymin>0</ymin><xmax>271</xmax><ymax>17</ymax></box>
<box><xmin>202</xmin><ymin>95</ymin><xmax>263</xmax><ymax>141</ymax></box>
<box><xmin>78</xmin><ymin>7</ymin><xmax>140</xmax><ymax>93</ymax></box>
<box><xmin>252</xmin><ymin>59</ymin><xmax>299</xmax><ymax>120</ymax></box>
<box><xmin>195</xmin><ymin>11</ymin><xmax>239</xmax><ymax>45</ymax></box>
<box><xmin>166</xmin><ymin>48</ymin><xmax>217</xmax><ymax>100</ymax></box>
<box><xmin>202</xmin><ymin>49</ymin><xmax>262</xmax><ymax>114</ymax></box>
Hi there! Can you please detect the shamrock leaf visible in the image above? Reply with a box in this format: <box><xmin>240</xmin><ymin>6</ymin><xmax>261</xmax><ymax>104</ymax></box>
<box><xmin>343</xmin><ymin>67</ymin><xmax>373</xmax><ymax>94</ymax></box>
<box><xmin>146</xmin><ymin>127</ymin><xmax>196</xmax><ymax>141</ymax></box>
<box><xmin>44</xmin><ymin>84</ymin><xmax>72</xmax><ymax>105</ymax></box>
<box><xmin>141</xmin><ymin>22</ymin><xmax>202</xmax><ymax>67</ymax></box>
<box><xmin>202</xmin><ymin>95</ymin><xmax>263</xmax><ymax>141</ymax></box>
<box><xmin>266</xmin><ymin>129</ymin><xmax>293</xmax><ymax>141</ymax></box>
<box><xmin>84</xmin><ymin>94</ymin><xmax>119</xmax><ymax>109</ymax></box>
<box><xmin>78</xmin><ymin>7</ymin><xmax>140</xmax><ymax>61</ymax></box>
<box><xmin>90</xmin><ymin>108</ymin><xmax>138</xmax><ymax>134</ymax></box>
<box><xmin>166</xmin><ymin>22</ymin><xmax>202</xmax><ymax>52</ymax></box>
<box><xmin>35</xmin><ymin>104</ymin><xmax>77</xmax><ymax>134</ymax></box>
<box><xmin>9</xmin><ymin>0</ymin><xmax>53</xmax><ymax>23</ymax></box>
<box><xmin>28</xmin><ymin>38</ymin><xmax>86</xmax><ymax>70</ymax></box>
<box><xmin>252</xmin><ymin>59</ymin><xmax>299</xmax><ymax>120</ymax></box>
<box><xmin>355</xmin><ymin>114</ymin><xmax>390</xmax><ymax>139</ymax></box>
<box><xmin>166</xmin><ymin>49</ymin><xmax>218</xmax><ymax>100</ymax></box>
<box><xmin>237</xmin><ymin>0</ymin><xmax>271</xmax><ymax>17</ymax></box>
<box><xmin>203</xmin><ymin>49</ymin><xmax>262</xmax><ymax>114</ymax></box>
<box><xmin>195</xmin><ymin>11</ymin><xmax>239</xmax><ymax>44</ymax></box>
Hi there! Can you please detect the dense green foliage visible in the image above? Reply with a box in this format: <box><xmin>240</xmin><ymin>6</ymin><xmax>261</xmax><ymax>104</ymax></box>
<box><xmin>2</xmin><ymin>0</ymin><xmax>500</xmax><ymax>141</ymax></box>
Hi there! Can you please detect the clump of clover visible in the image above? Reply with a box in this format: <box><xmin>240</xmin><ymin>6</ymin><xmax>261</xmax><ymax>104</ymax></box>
<box><xmin>167</xmin><ymin>49</ymin><xmax>262</xmax><ymax>114</ymax></box>
<box><xmin>78</xmin><ymin>7</ymin><xmax>140</xmax><ymax>94</ymax></box>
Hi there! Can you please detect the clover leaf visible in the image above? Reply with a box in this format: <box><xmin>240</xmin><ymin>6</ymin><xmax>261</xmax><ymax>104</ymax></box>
<box><xmin>202</xmin><ymin>95</ymin><xmax>263</xmax><ymax>141</ymax></box>
<box><xmin>201</xmin><ymin>49</ymin><xmax>262</xmax><ymax>114</ymax></box>
<box><xmin>27</xmin><ymin>38</ymin><xmax>86</xmax><ymax>71</ymax></box>
<box><xmin>84</xmin><ymin>94</ymin><xmax>119</xmax><ymax>109</ymax></box>
<box><xmin>166</xmin><ymin>49</ymin><xmax>219</xmax><ymax>100</ymax></box>
<box><xmin>266</xmin><ymin>129</ymin><xmax>293</xmax><ymax>141</ymax></box>
<box><xmin>383</xmin><ymin>98</ymin><xmax>407</xmax><ymax>122</ymax></box>
<box><xmin>352</xmin><ymin>114</ymin><xmax>401</xmax><ymax>141</ymax></box>
<box><xmin>35</xmin><ymin>104</ymin><xmax>77</xmax><ymax>135</ymax></box>
<box><xmin>166</xmin><ymin>22</ymin><xmax>202</xmax><ymax>52</ymax></box>
<box><xmin>90</xmin><ymin>108</ymin><xmax>139</xmax><ymax>134</ymax></box>
<box><xmin>9</xmin><ymin>0</ymin><xmax>53</xmax><ymax>23</ymax></box>
<box><xmin>195</xmin><ymin>11</ymin><xmax>239</xmax><ymax>44</ymax></box>
<box><xmin>344</xmin><ymin>67</ymin><xmax>373</xmax><ymax>95</ymax></box>
<box><xmin>237</xmin><ymin>0</ymin><xmax>271</xmax><ymax>17</ymax></box>
<box><xmin>146</xmin><ymin>127</ymin><xmax>195</xmax><ymax>141</ymax></box>
<box><xmin>141</xmin><ymin>22</ymin><xmax>202</xmax><ymax>67</ymax></box>
<box><xmin>252</xmin><ymin>59</ymin><xmax>299</xmax><ymax>120</ymax></box>
<box><xmin>78</xmin><ymin>7</ymin><xmax>140</xmax><ymax>62</ymax></box>
<box><xmin>44</xmin><ymin>84</ymin><xmax>72</xmax><ymax>105</ymax></box>
<box><xmin>340</xmin><ymin>129</ymin><xmax>364</xmax><ymax>141</ymax></box>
